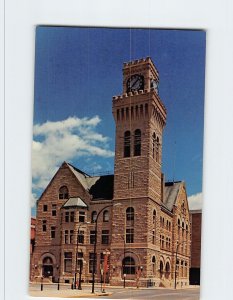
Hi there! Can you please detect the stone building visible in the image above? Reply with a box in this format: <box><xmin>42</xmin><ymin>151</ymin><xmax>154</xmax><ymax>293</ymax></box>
<box><xmin>31</xmin><ymin>57</ymin><xmax>191</xmax><ymax>288</ymax></box>
<box><xmin>189</xmin><ymin>210</ymin><xmax>202</xmax><ymax>285</ymax></box>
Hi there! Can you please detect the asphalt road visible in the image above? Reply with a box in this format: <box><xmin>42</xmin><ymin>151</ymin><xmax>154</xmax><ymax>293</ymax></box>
<box><xmin>29</xmin><ymin>283</ymin><xmax>200</xmax><ymax>299</ymax></box>
<box><xmin>102</xmin><ymin>288</ymin><xmax>200</xmax><ymax>299</ymax></box>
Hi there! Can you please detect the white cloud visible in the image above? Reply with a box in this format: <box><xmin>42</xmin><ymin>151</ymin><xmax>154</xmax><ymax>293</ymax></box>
<box><xmin>31</xmin><ymin>192</ymin><xmax>38</xmax><ymax>208</ymax></box>
<box><xmin>188</xmin><ymin>192</ymin><xmax>202</xmax><ymax>211</ymax></box>
<box><xmin>32</xmin><ymin>115</ymin><xmax>114</xmax><ymax>197</ymax></box>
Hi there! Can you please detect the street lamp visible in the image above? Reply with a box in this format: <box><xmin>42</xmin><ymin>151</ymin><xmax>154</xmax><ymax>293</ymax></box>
<box><xmin>91</xmin><ymin>203</ymin><xmax>121</xmax><ymax>294</ymax></box>
<box><xmin>74</xmin><ymin>221</ymin><xmax>90</xmax><ymax>289</ymax></box>
<box><xmin>102</xmin><ymin>249</ymin><xmax>110</xmax><ymax>293</ymax></box>
<box><xmin>78</xmin><ymin>258</ymin><xmax>86</xmax><ymax>290</ymax></box>
<box><xmin>117</xmin><ymin>234</ymin><xmax>126</xmax><ymax>288</ymax></box>
<box><xmin>174</xmin><ymin>241</ymin><xmax>188</xmax><ymax>289</ymax></box>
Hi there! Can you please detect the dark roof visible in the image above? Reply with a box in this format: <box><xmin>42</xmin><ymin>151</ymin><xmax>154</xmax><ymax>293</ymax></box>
<box><xmin>67</xmin><ymin>162</ymin><xmax>114</xmax><ymax>200</ymax></box>
<box><xmin>67</xmin><ymin>162</ymin><xmax>181</xmax><ymax>205</ymax></box>
<box><xmin>88</xmin><ymin>175</ymin><xmax>114</xmax><ymax>200</ymax></box>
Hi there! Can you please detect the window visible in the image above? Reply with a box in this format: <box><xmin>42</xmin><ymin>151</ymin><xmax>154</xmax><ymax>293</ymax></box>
<box><xmin>90</xmin><ymin>230</ymin><xmax>96</xmax><ymax>244</ymax></box>
<box><xmin>152</xmin><ymin>256</ymin><xmax>156</xmax><ymax>274</ymax></box>
<box><xmin>42</xmin><ymin>220</ymin><xmax>47</xmax><ymax>232</ymax></box>
<box><xmin>131</xmin><ymin>106</ymin><xmax>134</xmax><ymax>118</ymax></box>
<box><xmin>64</xmin><ymin>252</ymin><xmax>72</xmax><ymax>273</ymax></box>
<box><xmin>152</xmin><ymin>133</ymin><xmax>156</xmax><ymax>158</ymax></box>
<box><xmin>153</xmin><ymin>210</ymin><xmax>156</xmax><ymax>224</ymax></box>
<box><xmin>65</xmin><ymin>230</ymin><xmax>69</xmax><ymax>244</ymax></box>
<box><xmin>156</xmin><ymin>137</ymin><xmax>159</xmax><ymax>161</ymax></box>
<box><xmin>160</xmin><ymin>261</ymin><xmax>163</xmax><ymax>278</ymax></box>
<box><xmin>126</xmin><ymin>207</ymin><xmax>134</xmax><ymax>221</ymax></box>
<box><xmin>51</xmin><ymin>226</ymin><xmax>56</xmax><ymax>239</ymax></box>
<box><xmin>124</xmin><ymin>131</ymin><xmax>131</xmax><ymax>157</ymax></box>
<box><xmin>161</xmin><ymin>235</ymin><xmax>165</xmax><ymax>249</ymax></box>
<box><xmin>117</xmin><ymin>109</ymin><xmax>120</xmax><ymax>121</ymax></box>
<box><xmin>52</xmin><ymin>204</ymin><xmax>56</xmax><ymax>216</ymax></box>
<box><xmin>101</xmin><ymin>230</ymin><xmax>109</xmax><ymax>244</ymax></box>
<box><xmin>77</xmin><ymin>252</ymin><xmax>83</xmax><ymax>269</ymax></box>
<box><xmin>78</xmin><ymin>230</ymin><xmax>84</xmax><ymax>244</ymax></box>
<box><xmin>59</xmin><ymin>186</ymin><xmax>69</xmax><ymax>199</ymax></box>
<box><xmin>70</xmin><ymin>230</ymin><xmax>74</xmax><ymax>244</ymax></box>
<box><xmin>126</xmin><ymin>107</ymin><xmax>129</xmax><ymax>119</ymax></box>
<box><xmin>165</xmin><ymin>262</ymin><xmax>170</xmax><ymax>279</ymax></box>
<box><xmin>43</xmin><ymin>204</ymin><xmax>48</xmax><ymax>212</ymax></box>
<box><xmin>65</xmin><ymin>212</ymin><xmax>69</xmax><ymax>222</ymax></box>
<box><xmin>79</xmin><ymin>211</ymin><xmax>85</xmax><ymax>223</ymax></box>
<box><xmin>152</xmin><ymin>230</ymin><xmax>155</xmax><ymax>244</ymax></box>
<box><xmin>103</xmin><ymin>210</ymin><xmax>109</xmax><ymax>222</ymax></box>
<box><xmin>91</xmin><ymin>211</ymin><xmax>97</xmax><ymax>223</ymax></box>
<box><xmin>65</xmin><ymin>211</ymin><xmax>74</xmax><ymax>222</ymax></box>
<box><xmin>134</xmin><ymin>129</ymin><xmax>141</xmax><ymax>156</ymax></box>
<box><xmin>89</xmin><ymin>253</ymin><xmax>96</xmax><ymax>274</ymax></box>
<box><xmin>70</xmin><ymin>211</ymin><xmax>74</xmax><ymax>222</ymax></box>
<box><xmin>140</xmin><ymin>104</ymin><xmax>143</xmax><ymax>116</ymax></box>
<box><xmin>181</xmin><ymin>261</ymin><xmax>184</xmax><ymax>277</ymax></box>
<box><xmin>121</xmin><ymin>108</ymin><xmax>125</xmax><ymax>120</ymax></box>
<box><xmin>126</xmin><ymin>228</ymin><xmax>134</xmax><ymax>243</ymax></box>
<box><xmin>123</xmin><ymin>257</ymin><xmax>135</xmax><ymax>274</ymax></box>
<box><xmin>135</xmin><ymin>105</ymin><xmax>139</xmax><ymax>117</ymax></box>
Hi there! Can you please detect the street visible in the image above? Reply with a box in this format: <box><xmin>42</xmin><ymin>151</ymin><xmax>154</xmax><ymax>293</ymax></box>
<box><xmin>29</xmin><ymin>283</ymin><xmax>200</xmax><ymax>299</ymax></box>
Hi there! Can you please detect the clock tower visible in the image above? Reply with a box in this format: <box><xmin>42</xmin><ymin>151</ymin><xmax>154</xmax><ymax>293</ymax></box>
<box><xmin>110</xmin><ymin>57</ymin><xmax>167</xmax><ymax>285</ymax></box>
<box><xmin>112</xmin><ymin>57</ymin><xmax>166</xmax><ymax>202</ymax></box>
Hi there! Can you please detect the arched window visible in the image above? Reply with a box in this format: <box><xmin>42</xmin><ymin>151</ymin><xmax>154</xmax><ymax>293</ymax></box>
<box><xmin>152</xmin><ymin>256</ymin><xmax>156</xmax><ymax>274</ymax></box>
<box><xmin>126</xmin><ymin>207</ymin><xmax>134</xmax><ymax>221</ymax></box>
<box><xmin>124</xmin><ymin>131</ymin><xmax>131</xmax><ymax>158</ymax></box>
<box><xmin>123</xmin><ymin>257</ymin><xmax>135</xmax><ymax>274</ymax></box>
<box><xmin>152</xmin><ymin>133</ymin><xmax>156</xmax><ymax>158</ymax></box>
<box><xmin>160</xmin><ymin>261</ymin><xmax>164</xmax><ymax>278</ymax></box>
<box><xmin>153</xmin><ymin>210</ymin><xmax>156</xmax><ymax>224</ymax></box>
<box><xmin>103</xmin><ymin>210</ymin><xmax>109</xmax><ymax>222</ymax></box>
<box><xmin>91</xmin><ymin>211</ymin><xmax>97</xmax><ymax>223</ymax></box>
<box><xmin>59</xmin><ymin>186</ymin><xmax>69</xmax><ymax>199</ymax></box>
<box><xmin>165</xmin><ymin>262</ymin><xmax>170</xmax><ymax>279</ymax></box>
<box><xmin>156</xmin><ymin>136</ymin><xmax>159</xmax><ymax>161</ymax></box>
<box><xmin>178</xmin><ymin>218</ymin><xmax>181</xmax><ymax>226</ymax></box>
<box><xmin>134</xmin><ymin>129</ymin><xmax>141</xmax><ymax>156</ymax></box>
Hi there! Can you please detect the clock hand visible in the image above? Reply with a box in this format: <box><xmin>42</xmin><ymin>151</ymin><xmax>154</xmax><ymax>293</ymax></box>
<box><xmin>131</xmin><ymin>79</ymin><xmax>140</xmax><ymax>89</ymax></box>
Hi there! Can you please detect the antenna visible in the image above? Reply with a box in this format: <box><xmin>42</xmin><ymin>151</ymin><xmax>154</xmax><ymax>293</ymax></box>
<box><xmin>172</xmin><ymin>140</ymin><xmax>177</xmax><ymax>183</ymax></box>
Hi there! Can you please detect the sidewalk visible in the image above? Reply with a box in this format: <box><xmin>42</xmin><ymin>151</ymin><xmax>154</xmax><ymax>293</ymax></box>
<box><xmin>30</xmin><ymin>289</ymin><xmax>112</xmax><ymax>298</ymax></box>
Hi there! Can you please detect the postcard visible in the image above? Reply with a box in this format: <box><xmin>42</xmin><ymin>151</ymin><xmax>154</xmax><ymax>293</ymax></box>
<box><xmin>29</xmin><ymin>27</ymin><xmax>205</xmax><ymax>299</ymax></box>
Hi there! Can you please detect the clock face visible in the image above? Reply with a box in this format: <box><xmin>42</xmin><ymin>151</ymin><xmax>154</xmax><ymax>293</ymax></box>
<box><xmin>127</xmin><ymin>74</ymin><xmax>144</xmax><ymax>92</ymax></box>
<box><xmin>150</xmin><ymin>79</ymin><xmax>159</xmax><ymax>93</ymax></box>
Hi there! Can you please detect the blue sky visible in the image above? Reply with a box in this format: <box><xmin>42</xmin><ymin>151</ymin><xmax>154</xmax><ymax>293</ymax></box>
<box><xmin>31</xmin><ymin>27</ymin><xmax>206</xmax><ymax>214</ymax></box>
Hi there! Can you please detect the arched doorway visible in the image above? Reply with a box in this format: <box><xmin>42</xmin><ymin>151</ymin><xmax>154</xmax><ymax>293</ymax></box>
<box><xmin>42</xmin><ymin>257</ymin><xmax>54</xmax><ymax>277</ymax></box>
<box><xmin>122</xmin><ymin>256</ymin><xmax>136</xmax><ymax>275</ymax></box>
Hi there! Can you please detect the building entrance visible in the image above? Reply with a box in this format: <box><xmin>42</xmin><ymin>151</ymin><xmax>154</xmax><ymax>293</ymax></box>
<box><xmin>42</xmin><ymin>257</ymin><xmax>54</xmax><ymax>277</ymax></box>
